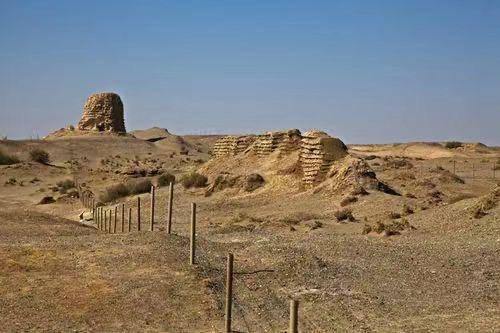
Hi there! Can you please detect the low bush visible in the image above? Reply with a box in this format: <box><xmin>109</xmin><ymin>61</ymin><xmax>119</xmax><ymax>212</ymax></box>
<box><xmin>351</xmin><ymin>185</ymin><xmax>369</xmax><ymax>196</ymax></box>
<box><xmin>334</xmin><ymin>209</ymin><xmax>355</xmax><ymax>222</ymax></box>
<box><xmin>127</xmin><ymin>179</ymin><xmax>153</xmax><ymax>195</ymax></box>
<box><xmin>244</xmin><ymin>173</ymin><xmax>265</xmax><ymax>192</ymax></box>
<box><xmin>278</xmin><ymin>212</ymin><xmax>321</xmax><ymax>225</ymax></box>
<box><xmin>402</xmin><ymin>204</ymin><xmax>414</xmax><ymax>215</ymax></box>
<box><xmin>181</xmin><ymin>172</ymin><xmax>208</xmax><ymax>189</ymax></box>
<box><xmin>5</xmin><ymin>177</ymin><xmax>17</xmax><ymax>185</ymax></box>
<box><xmin>445</xmin><ymin>141</ymin><xmax>463</xmax><ymax>149</ymax></box>
<box><xmin>340</xmin><ymin>195</ymin><xmax>358</xmax><ymax>207</ymax></box>
<box><xmin>30</xmin><ymin>148</ymin><xmax>50</xmax><ymax>164</ymax></box>
<box><xmin>362</xmin><ymin>224</ymin><xmax>372</xmax><ymax>234</ymax></box>
<box><xmin>56</xmin><ymin>179</ymin><xmax>75</xmax><ymax>190</ymax></box>
<box><xmin>99</xmin><ymin>179</ymin><xmax>153</xmax><ymax>202</ymax></box>
<box><xmin>157</xmin><ymin>173</ymin><xmax>175</xmax><ymax>187</ymax></box>
<box><xmin>388</xmin><ymin>212</ymin><xmax>402</xmax><ymax>219</ymax></box>
<box><xmin>0</xmin><ymin>150</ymin><xmax>20</xmax><ymax>165</ymax></box>
<box><xmin>100</xmin><ymin>183</ymin><xmax>130</xmax><ymax>202</ymax></box>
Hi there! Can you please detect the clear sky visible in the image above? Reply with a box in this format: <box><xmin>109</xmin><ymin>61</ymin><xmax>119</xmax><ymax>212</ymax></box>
<box><xmin>1</xmin><ymin>0</ymin><xmax>499</xmax><ymax>144</ymax></box>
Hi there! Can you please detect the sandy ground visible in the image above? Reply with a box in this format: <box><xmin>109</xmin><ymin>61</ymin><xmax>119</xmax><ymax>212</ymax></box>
<box><xmin>1</xmin><ymin>136</ymin><xmax>499</xmax><ymax>332</ymax></box>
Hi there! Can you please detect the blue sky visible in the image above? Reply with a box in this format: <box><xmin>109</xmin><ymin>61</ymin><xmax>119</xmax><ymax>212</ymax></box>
<box><xmin>1</xmin><ymin>0</ymin><xmax>499</xmax><ymax>144</ymax></box>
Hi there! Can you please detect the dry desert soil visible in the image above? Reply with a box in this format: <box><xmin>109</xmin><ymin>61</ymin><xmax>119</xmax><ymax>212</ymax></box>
<box><xmin>0</xmin><ymin>131</ymin><xmax>499</xmax><ymax>332</ymax></box>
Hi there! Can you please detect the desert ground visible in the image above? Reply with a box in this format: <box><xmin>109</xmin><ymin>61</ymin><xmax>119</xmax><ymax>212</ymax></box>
<box><xmin>1</xmin><ymin>129</ymin><xmax>499</xmax><ymax>332</ymax></box>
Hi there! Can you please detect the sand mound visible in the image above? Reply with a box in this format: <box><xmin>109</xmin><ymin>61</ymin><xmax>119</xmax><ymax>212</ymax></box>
<box><xmin>130</xmin><ymin>127</ymin><xmax>172</xmax><ymax>142</ymax></box>
<box><xmin>350</xmin><ymin>141</ymin><xmax>498</xmax><ymax>159</ymax></box>
<box><xmin>131</xmin><ymin>127</ymin><xmax>194</xmax><ymax>154</ymax></box>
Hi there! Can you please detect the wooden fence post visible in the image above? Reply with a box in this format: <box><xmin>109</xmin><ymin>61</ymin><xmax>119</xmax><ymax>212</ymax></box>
<box><xmin>494</xmin><ymin>162</ymin><xmax>496</xmax><ymax>179</ymax></box>
<box><xmin>96</xmin><ymin>206</ymin><xmax>99</xmax><ymax>229</ymax></box>
<box><xmin>137</xmin><ymin>197</ymin><xmax>141</xmax><ymax>231</ymax></box>
<box><xmin>453</xmin><ymin>160</ymin><xmax>456</xmax><ymax>175</ymax></box>
<box><xmin>108</xmin><ymin>210</ymin><xmax>112</xmax><ymax>233</ymax></box>
<box><xmin>472</xmin><ymin>163</ymin><xmax>475</xmax><ymax>179</ymax></box>
<box><xmin>128</xmin><ymin>207</ymin><xmax>132</xmax><ymax>232</ymax></box>
<box><xmin>167</xmin><ymin>182</ymin><xmax>174</xmax><ymax>234</ymax></box>
<box><xmin>225</xmin><ymin>253</ymin><xmax>234</xmax><ymax>333</ymax></box>
<box><xmin>121</xmin><ymin>203</ymin><xmax>125</xmax><ymax>233</ymax></box>
<box><xmin>190</xmin><ymin>203</ymin><xmax>196</xmax><ymax>265</ymax></box>
<box><xmin>150</xmin><ymin>185</ymin><xmax>155</xmax><ymax>232</ymax></box>
<box><xmin>114</xmin><ymin>206</ymin><xmax>118</xmax><ymax>233</ymax></box>
<box><xmin>104</xmin><ymin>209</ymin><xmax>107</xmax><ymax>232</ymax></box>
<box><xmin>289</xmin><ymin>299</ymin><xmax>299</xmax><ymax>333</ymax></box>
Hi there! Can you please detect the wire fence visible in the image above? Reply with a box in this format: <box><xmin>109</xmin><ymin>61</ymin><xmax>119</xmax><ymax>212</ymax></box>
<box><xmin>74</xmin><ymin>178</ymin><xmax>304</xmax><ymax>332</ymax></box>
<box><xmin>440</xmin><ymin>160</ymin><xmax>498</xmax><ymax>180</ymax></box>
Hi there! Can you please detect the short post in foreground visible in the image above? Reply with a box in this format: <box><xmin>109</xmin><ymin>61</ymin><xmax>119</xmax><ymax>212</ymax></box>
<box><xmin>137</xmin><ymin>196</ymin><xmax>141</xmax><ymax>231</ymax></box>
<box><xmin>289</xmin><ymin>299</ymin><xmax>299</xmax><ymax>333</ymax></box>
<box><xmin>189</xmin><ymin>202</ymin><xmax>196</xmax><ymax>265</ymax></box>
<box><xmin>225</xmin><ymin>253</ymin><xmax>234</xmax><ymax>333</ymax></box>
<box><xmin>167</xmin><ymin>182</ymin><xmax>174</xmax><ymax>234</ymax></box>
<box><xmin>114</xmin><ymin>206</ymin><xmax>118</xmax><ymax>233</ymax></box>
<box><xmin>150</xmin><ymin>185</ymin><xmax>155</xmax><ymax>232</ymax></box>
<box><xmin>128</xmin><ymin>207</ymin><xmax>132</xmax><ymax>232</ymax></box>
<box><xmin>104</xmin><ymin>209</ymin><xmax>107</xmax><ymax>232</ymax></box>
<box><xmin>121</xmin><ymin>203</ymin><xmax>125</xmax><ymax>233</ymax></box>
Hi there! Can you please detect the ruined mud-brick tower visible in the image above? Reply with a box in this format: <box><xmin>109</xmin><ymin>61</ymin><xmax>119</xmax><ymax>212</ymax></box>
<box><xmin>300</xmin><ymin>130</ymin><xmax>348</xmax><ymax>186</ymax></box>
<box><xmin>77</xmin><ymin>92</ymin><xmax>126</xmax><ymax>132</ymax></box>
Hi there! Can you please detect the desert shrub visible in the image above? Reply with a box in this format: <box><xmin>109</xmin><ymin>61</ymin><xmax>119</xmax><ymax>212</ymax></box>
<box><xmin>56</xmin><ymin>179</ymin><xmax>75</xmax><ymax>190</ymax></box>
<box><xmin>362</xmin><ymin>224</ymin><xmax>372</xmax><ymax>234</ymax></box>
<box><xmin>30</xmin><ymin>148</ymin><xmax>50</xmax><ymax>164</ymax></box>
<box><xmin>402</xmin><ymin>204</ymin><xmax>414</xmax><ymax>215</ymax></box>
<box><xmin>157</xmin><ymin>173</ymin><xmax>175</xmax><ymax>187</ymax></box>
<box><xmin>351</xmin><ymin>185</ymin><xmax>369</xmax><ymax>196</ymax></box>
<box><xmin>334</xmin><ymin>209</ymin><xmax>355</xmax><ymax>222</ymax></box>
<box><xmin>100</xmin><ymin>183</ymin><xmax>130</xmax><ymax>202</ymax></box>
<box><xmin>127</xmin><ymin>179</ymin><xmax>153</xmax><ymax>195</ymax></box>
<box><xmin>279</xmin><ymin>212</ymin><xmax>321</xmax><ymax>225</ymax></box>
<box><xmin>340</xmin><ymin>195</ymin><xmax>358</xmax><ymax>207</ymax></box>
<box><xmin>0</xmin><ymin>150</ymin><xmax>20</xmax><ymax>165</ymax></box>
<box><xmin>373</xmin><ymin>221</ymin><xmax>386</xmax><ymax>233</ymax></box>
<box><xmin>385</xmin><ymin>158</ymin><xmax>413</xmax><ymax>169</ymax></box>
<box><xmin>471</xmin><ymin>187</ymin><xmax>499</xmax><ymax>218</ymax></box>
<box><xmin>99</xmin><ymin>179</ymin><xmax>152</xmax><ymax>203</ymax></box>
<box><xmin>388</xmin><ymin>212</ymin><xmax>402</xmax><ymax>219</ymax></box>
<box><xmin>5</xmin><ymin>177</ymin><xmax>17</xmax><ymax>185</ymax></box>
<box><xmin>181</xmin><ymin>172</ymin><xmax>208</xmax><ymax>189</ymax></box>
<box><xmin>445</xmin><ymin>141</ymin><xmax>463</xmax><ymax>149</ymax></box>
<box><xmin>244</xmin><ymin>173</ymin><xmax>265</xmax><ymax>192</ymax></box>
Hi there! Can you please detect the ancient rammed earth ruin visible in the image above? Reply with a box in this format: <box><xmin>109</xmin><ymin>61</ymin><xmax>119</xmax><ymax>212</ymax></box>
<box><xmin>213</xmin><ymin>129</ymin><xmax>348</xmax><ymax>186</ymax></box>
<box><xmin>77</xmin><ymin>93</ymin><xmax>126</xmax><ymax>133</ymax></box>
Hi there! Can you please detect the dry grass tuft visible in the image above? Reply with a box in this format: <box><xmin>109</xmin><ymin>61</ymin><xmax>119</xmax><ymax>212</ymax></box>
<box><xmin>157</xmin><ymin>173</ymin><xmax>175</xmax><ymax>187</ymax></box>
<box><xmin>181</xmin><ymin>172</ymin><xmax>208</xmax><ymax>189</ymax></box>
<box><xmin>334</xmin><ymin>209</ymin><xmax>355</xmax><ymax>222</ymax></box>
<box><xmin>100</xmin><ymin>179</ymin><xmax>153</xmax><ymax>202</ymax></box>
<box><xmin>0</xmin><ymin>150</ymin><xmax>20</xmax><ymax>165</ymax></box>
<box><xmin>340</xmin><ymin>195</ymin><xmax>358</xmax><ymax>207</ymax></box>
<box><xmin>29</xmin><ymin>149</ymin><xmax>50</xmax><ymax>164</ymax></box>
